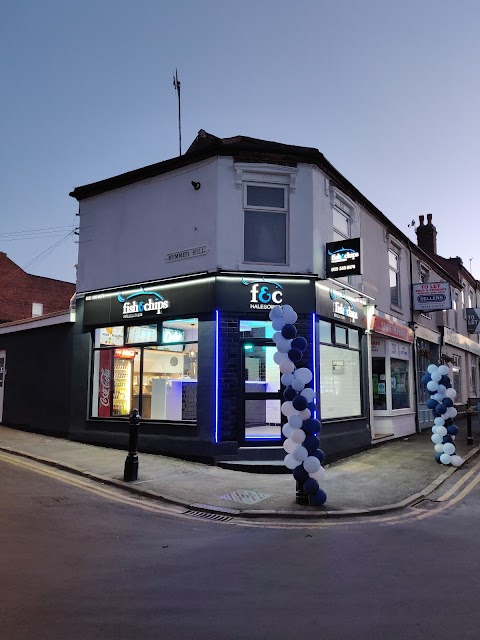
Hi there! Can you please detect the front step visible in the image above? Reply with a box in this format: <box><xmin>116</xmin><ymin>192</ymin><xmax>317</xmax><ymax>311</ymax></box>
<box><xmin>217</xmin><ymin>459</ymin><xmax>289</xmax><ymax>474</ymax></box>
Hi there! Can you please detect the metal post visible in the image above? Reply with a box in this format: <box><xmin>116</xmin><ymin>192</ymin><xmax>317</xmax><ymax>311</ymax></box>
<box><xmin>296</xmin><ymin>480</ymin><xmax>309</xmax><ymax>505</ymax></box>
<box><xmin>124</xmin><ymin>409</ymin><xmax>141</xmax><ymax>482</ymax></box>
<box><xmin>467</xmin><ymin>407</ymin><xmax>473</xmax><ymax>446</ymax></box>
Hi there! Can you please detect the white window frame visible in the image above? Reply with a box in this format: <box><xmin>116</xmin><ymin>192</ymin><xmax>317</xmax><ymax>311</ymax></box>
<box><xmin>32</xmin><ymin>302</ymin><xmax>43</xmax><ymax>317</ymax></box>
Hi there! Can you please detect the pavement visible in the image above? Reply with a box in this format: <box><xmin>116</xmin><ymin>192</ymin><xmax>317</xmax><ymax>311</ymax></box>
<box><xmin>1</xmin><ymin>417</ymin><xmax>480</xmax><ymax>519</ymax></box>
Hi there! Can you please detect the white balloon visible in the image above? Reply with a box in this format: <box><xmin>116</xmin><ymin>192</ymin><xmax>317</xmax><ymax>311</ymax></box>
<box><xmin>292</xmin><ymin>445</ymin><xmax>308</xmax><ymax>462</ymax></box>
<box><xmin>432</xmin><ymin>426</ymin><xmax>437</xmax><ymax>433</ymax></box>
<box><xmin>295</xmin><ymin>368</ymin><xmax>313</xmax><ymax>384</ymax></box>
<box><xmin>451</xmin><ymin>435</ymin><xmax>456</xmax><ymax>441</ymax></box>
<box><xmin>273</xmin><ymin>351</ymin><xmax>288</xmax><ymax>365</ymax></box>
<box><xmin>280</xmin><ymin>359</ymin><xmax>295</xmax><ymax>374</ymax></box>
<box><xmin>281</xmin><ymin>401</ymin><xmax>295</xmax><ymax>417</ymax></box>
<box><xmin>272</xmin><ymin>331</ymin><xmax>283</xmax><ymax>344</ymax></box>
<box><xmin>434</xmin><ymin>443</ymin><xmax>444</xmax><ymax>453</ymax></box>
<box><xmin>446</xmin><ymin>407</ymin><xmax>457</xmax><ymax>419</ymax></box>
<box><xmin>438</xmin><ymin>365</ymin><xmax>450</xmax><ymax>376</ymax></box>
<box><xmin>427</xmin><ymin>364</ymin><xmax>438</xmax><ymax>374</ymax></box>
<box><xmin>440</xmin><ymin>453</ymin><xmax>452</xmax><ymax>465</ymax></box>
<box><xmin>272</xmin><ymin>317</ymin><xmax>286</xmax><ymax>331</ymax></box>
<box><xmin>283</xmin><ymin>438</ymin><xmax>296</xmax><ymax>453</ymax></box>
<box><xmin>445</xmin><ymin>388</ymin><xmax>457</xmax><ymax>399</ymax></box>
<box><xmin>427</xmin><ymin>381</ymin><xmax>438</xmax><ymax>392</ymax></box>
<box><xmin>434</xmin><ymin>417</ymin><xmax>445</xmax><ymax>426</ymax></box>
<box><xmin>288</xmin><ymin>415</ymin><xmax>303</xmax><ymax>429</ymax></box>
<box><xmin>436</xmin><ymin>426</ymin><xmax>447</xmax><ymax>437</ymax></box>
<box><xmin>431</xmin><ymin>434</ymin><xmax>443</xmax><ymax>444</ymax></box>
<box><xmin>299</xmin><ymin>408</ymin><xmax>311</xmax><ymax>420</ymax></box>
<box><xmin>301</xmin><ymin>388</ymin><xmax>315</xmax><ymax>403</ymax></box>
<box><xmin>284</xmin><ymin>453</ymin><xmax>300</xmax><ymax>470</ymax></box>
<box><xmin>292</xmin><ymin>378</ymin><xmax>305</xmax><ymax>392</ymax></box>
<box><xmin>281</xmin><ymin>373</ymin><xmax>295</xmax><ymax>387</ymax></box>
<box><xmin>282</xmin><ymin>424</ymin><xmax>294</xmax><ymax>439</ymax></box>
<box><xmin>303</xmin><ymin>456</ymin><xmax>321</xmax><ymax>474</ymax></box>
<box><xmin>291</xmin><ymin>429</ymin><xmax>306</xmax><ymax>444</ymax></box>
<box><xmin>282</xmin><ymin>305</ymin><xmax>298</xmax><ymax>324</ymax></box>
<box><xmin>276</xmin><ymin>338</ymin><xmax>292</xmax><ymax>353</ymax></box>
<box><xmin>269</xmin><ymin>306</ymin><xmax>283</xmax><ymax>320</ymax></box>
<box><xmin>431</xmin><ymin>371</ymin><xmax>442</xmax><ymax>382</ymax></box>
<box><xmin>310</xmin><ymin>466</ymin><xmax>326</xmax><ymax>483</ymax></box>
<box><xmin>450</xmin><ymin>455</ymin><xmax>463</xmax><ymax>467</ymax></box>
<box><xmin>443</xmin><ymin>443</ymin><xmax>456</xmax><ymax>455</ymax></box>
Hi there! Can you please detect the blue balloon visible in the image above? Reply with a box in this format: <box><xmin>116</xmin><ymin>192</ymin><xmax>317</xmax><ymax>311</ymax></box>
<box><xmin>442</xmin><ymin>397</ymin><xmax>454</xmax><ymax>408</ymax></box>
<box><xmin>281</xmin><ymin>324</ymin><xmax>297</xmax><ymax>340</ymax></box>
<box><xmin>303</xmin><ymin>478</ymin><xmax>320</xmax><ymax>495</ymax></box>
<box><xmin>313</xmin><ymin>449</ymin><xmax>326</xmax><ymax>464</ymax></box>
<box><xmin>444</xmin><ymin>418</ymin><xmax>454</xmax><ymax>426</ymax></box>
<box><xmin>435</xmin><ymin>404</ymin><xmax>447</xmax><ymax>415</ymax></box>
<box><xmin>283</xmin><ymin>386</ymin><xmax>297</xmax><ymax>401</ymax></box>
<box><xmin>447</xmin><ymin>425</ymin><xmax>458</xmax><ymax>436</ymax></box>
<box><xmin>293</xmin><ymin>465</ymin><xmax>309</xmax><ymax>483</ymax></box>
<box><xmin>291</xmin><ymin>336</ymin><xmax>307</xmax><ymax>351</ymax></box>
<box><xmin>292</xmin><ymin>395</ymin><xmax>308</xmax><ymax>411</ymax></box>
<box><xmin>307</xmin><ymin>402</ymin><xmax>317</xmax><ymax>413</ymax></box>
<box><xmin>442</xmin><ymin>435</ymin><xmax>453</xmax><ymax>444</ymax></box>
<box><xmin>435</xmin><ymin>453</ymin><xmax>443</xmax><ymax>464</ymax></box>
<box><xmin>421</xmin><ymin>373</ymin><xmax>432</xmax><ymax>385</ymax></box>
<box><xmin>303</xmin><ymin>418</ymin><xmax>321</xmax><ymax>435</ymax></box>
<box><xmin>445</xmin><ymin>380</ymin><xmax>452</xmax><ymax>388</ymax></box>
<box><xmin>309</xmin><ymin>489</ymin><xmax>327</xmax><ymax>506</ymax></box>
<box><xmin>426</xmin><ymin>399</ymin><xmax>438</xmax><ymax>410</ymax></box>
<box><xmin>288</xmin><ymin>348</ymin><xmax>303</xmax><ymax>363</ymax></box>
<box><xmin>304</xmin><ymin>435</ymin><xmax>320</xmax><ymax>453</ymax></box>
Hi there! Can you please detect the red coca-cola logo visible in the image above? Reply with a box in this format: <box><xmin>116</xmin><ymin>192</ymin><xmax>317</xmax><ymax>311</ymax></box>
<box><xmin>99</xmin><ymin>367</ymin><xmax>111</xmax><ymax>407</ymax></box>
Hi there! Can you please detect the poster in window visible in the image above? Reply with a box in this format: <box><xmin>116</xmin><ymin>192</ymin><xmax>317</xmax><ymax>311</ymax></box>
<box><xmin>332</xmin><ymin>359</ymin><xmax>345</xmax><ymax>374</ymax></box>
<box><xmin>98</xmin><ymin>326</ymin><xmax>124</xmax><ymax>347</ymax></box>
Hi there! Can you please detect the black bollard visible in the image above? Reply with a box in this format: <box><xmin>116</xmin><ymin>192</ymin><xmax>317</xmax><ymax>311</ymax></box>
<box><xmin>467</xmin><ymin>407</ymin><xmax>473</xmax><ymax>447</ymax></box>
<box><xmin>296</xmin><ymin>480</ymin><xmax>309</xmax><ymax>505</ymax></box>
<box><xmin>124</xmin><ymin>409</ymin><xmax>141</xmax><ymax>482</ymax></box>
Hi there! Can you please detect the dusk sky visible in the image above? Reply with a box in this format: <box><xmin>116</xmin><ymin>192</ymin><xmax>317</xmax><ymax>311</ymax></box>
<box><xmin>1</xmin><ymin>0</ymin><xmax>479</xmax><ymax>284</ymax></box>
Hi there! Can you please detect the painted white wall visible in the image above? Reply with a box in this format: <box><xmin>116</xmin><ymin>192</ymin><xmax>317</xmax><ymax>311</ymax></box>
<box><xmin>76</xmin><ymin>158</ymin><xmax>219</xmax><ymax>292</ymax></box>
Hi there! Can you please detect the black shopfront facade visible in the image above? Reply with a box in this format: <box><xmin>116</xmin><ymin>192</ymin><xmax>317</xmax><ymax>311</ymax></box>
<box><xmin>69</xmin><ymin>273</ymin><xmax>371</xmax><ymax>463</ymax></box>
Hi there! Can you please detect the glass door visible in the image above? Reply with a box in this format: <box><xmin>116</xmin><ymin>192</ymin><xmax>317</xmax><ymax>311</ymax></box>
<box><xmin>242</xmin><ymin>341</ymin><xmax>282</xmax><ymax>443</ymax></box>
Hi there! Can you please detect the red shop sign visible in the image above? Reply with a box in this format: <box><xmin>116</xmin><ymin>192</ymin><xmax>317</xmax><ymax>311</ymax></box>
<box><xmin>371</xmin><ymin>316</ymin><xmax>414</xmax><ymax>343</ymax></box>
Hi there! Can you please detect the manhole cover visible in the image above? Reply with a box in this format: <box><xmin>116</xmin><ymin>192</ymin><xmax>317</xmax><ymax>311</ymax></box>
<box><xmin>219</xmin><ymin>489</ymin><xmax>271</xmax><ymax>504</ymax></box>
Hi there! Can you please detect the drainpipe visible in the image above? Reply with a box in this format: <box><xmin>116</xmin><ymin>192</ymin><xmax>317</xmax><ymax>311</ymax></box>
<box><xmin>408</xmin><ymin>240</ymin><xmax>421</xmax><ymax>434</ymax></box>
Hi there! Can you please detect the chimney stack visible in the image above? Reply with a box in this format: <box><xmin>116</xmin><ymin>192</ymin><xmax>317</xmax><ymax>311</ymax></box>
<box><xmin>415</xmin><ymin>213</ymin><xmax>437</xmax><ymax>254</ymax></box>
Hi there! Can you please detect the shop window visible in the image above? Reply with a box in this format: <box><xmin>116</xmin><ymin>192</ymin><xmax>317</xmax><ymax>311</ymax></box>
<box><xmin>319</xmin><ymin>321</ymin><xmax>361</xmax><ymax>420</ymax></box>
<box><xmin>389</xmin><ymin>248</ymin><xmax>400</xmax><ymax>307</ymax></box>
<box><xmin>452</xmin><ymin>355</ymin><xmax>461</xmax><ymax>402</ymax></box>
<box><xmin>391</xmin><ymin>358</ymin><xmax>410</xmax><ymax>409</ymax></box>
<box><xmin>244</xmin><ymin>184</ymin><xmax>287</xmax><ymax>264</ymax></box>
<box><xmin>470</xmin><ymin>358</ymin><xmax>477</xmax><ymax>396</ymax></box>
<box><xmin>372</xmin><ymin>357</ymin><xmax>387</xmax><ymax>410</ymax></box>
<box><xmin>239</xmin><ymin>319</ymin><xmax>275</xmax><ymax>339</ymax></box>
<box><xmin>91</xmin><ymin>319</ymin><xmax>198</xmax><ymax>421</ymax></box>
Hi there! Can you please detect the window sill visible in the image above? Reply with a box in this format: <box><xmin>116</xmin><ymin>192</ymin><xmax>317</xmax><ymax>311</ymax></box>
<box><xmin>390</xmin><ymin>304</ymin><xmax>403</xmax><ymax>315</ymax></box>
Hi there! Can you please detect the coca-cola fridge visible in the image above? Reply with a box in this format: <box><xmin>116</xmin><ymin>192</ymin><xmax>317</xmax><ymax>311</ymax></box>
<box><xmin>112</xmin><ymin>348</ymin><xmax>136</xmax><ymax>416</ymax></box>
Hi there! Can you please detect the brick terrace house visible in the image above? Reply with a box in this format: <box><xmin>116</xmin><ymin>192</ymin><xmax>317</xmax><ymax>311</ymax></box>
<box><xmin>0</xmin><ymin>252</ymin><xmax>75</xmax><ymax>323</ymax></box>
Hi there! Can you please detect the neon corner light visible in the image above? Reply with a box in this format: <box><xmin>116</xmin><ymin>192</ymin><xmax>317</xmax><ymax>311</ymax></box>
<box><xmin>215</xmin><ymin>309</ymin><xmax>220</xmax><ymax>443</ymax></box>
<box><xmin>312</xmin><ymin>312</ymin><xmax>318</xmax><ymax>419</ymax></box>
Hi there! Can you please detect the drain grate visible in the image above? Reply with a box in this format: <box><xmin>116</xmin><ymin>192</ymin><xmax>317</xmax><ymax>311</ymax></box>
<box><xmin>183</xmin><ymin>509</ymin><xmax>233</xmax><ymax>522</ymax></box>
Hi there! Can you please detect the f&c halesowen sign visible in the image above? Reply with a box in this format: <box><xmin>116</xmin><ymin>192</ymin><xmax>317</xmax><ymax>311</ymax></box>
<box><xmin>325</xmin><ymin>238</ymin><xmax>362</xmax><ymax>278</ymax></box>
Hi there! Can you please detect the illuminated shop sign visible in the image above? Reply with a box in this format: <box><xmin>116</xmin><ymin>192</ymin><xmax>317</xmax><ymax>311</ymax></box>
<box><xmin>330</xmin><ymin>289</ymin><xmax>359</xmax><ymax>323</ymax></box>
<box><xmin>242</xmin><ymin>278</ymin><xmax>283</xmax><ymax>310</ymax></box>
<box><xmin>325</xmin><ymin>238</ymin><xmax>363</xmax><ymax>278</ymax></box>
<box><xmin>117</xmin><ymin>290</ymin><xmax>170</xmax><ymax>319</ymax></box>
<box><xmin>315</xmin><ymin>281</ymin><xmax>368</xmax><ymax>328</ymax></box>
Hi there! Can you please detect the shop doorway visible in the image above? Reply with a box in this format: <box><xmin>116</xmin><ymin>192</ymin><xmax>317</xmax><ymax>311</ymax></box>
<box><xmin>0</xmin><ymin>351</ymin><xmax>5</xmax><ymax>423</ymax></box>
<box><xmin>241</xmin><ymin>341</ymin><xmax>282</xmax><ymax>443</ymax></box>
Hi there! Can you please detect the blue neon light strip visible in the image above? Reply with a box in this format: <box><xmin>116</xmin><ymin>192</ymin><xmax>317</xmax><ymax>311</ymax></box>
<box><xmin>312</xmin><ymin>312</ymin><xmax>318</xmax><ymax>419</ymax></box>
<box><xmin>215</xmin><ymin>309</ymin><xmax>220</xmax><ymax>443</ymax></box>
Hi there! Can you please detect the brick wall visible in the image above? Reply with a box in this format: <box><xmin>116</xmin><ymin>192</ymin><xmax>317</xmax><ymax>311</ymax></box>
<box><xmin>0</xmin><ymin>252</ymin><xmax>75</xmax><ymax>323</ymax></box>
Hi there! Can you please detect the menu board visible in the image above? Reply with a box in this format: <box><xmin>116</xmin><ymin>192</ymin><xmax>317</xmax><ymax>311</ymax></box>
<box><xmin>98</xmin><ymin>326</ymin><xmax>124</xmax><ymax>347</ymax></box>
<box><xmin>126</xmin><ymin>325</ymin><xmax>158</xmax><ymax>344</ymax></box>
<box><xmin>162</xmin><ymin>327</ymin><xmax>185</xmax><ymax>343</ymax></box>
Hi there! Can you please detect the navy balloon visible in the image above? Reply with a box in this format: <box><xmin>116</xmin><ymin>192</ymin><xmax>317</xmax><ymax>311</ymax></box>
<box><xmin>447</xmin><ymin>425</ymin><xmax>458</xmax><ymax>436</ymax></box>
<box><xmin>440</xmin><ymin>375</ymin><xmax>450</xmax><ymax>387</ymax></box>
<box><xmin>291</xmin><ymin>336</ymin><xmax>307</xmax><ymax>351</ymax></box>
<box><xmin>444</xmin><ymin>418</ymin><xmax>454</xmax><ymax>426</ymax></box>
<box><xmin>283</xmin><ymin>386</ymin><xmax>297</xmax><ymax>401</ymax></box>
<box><xmin>426</xmin><ymin>399</ymin><xmax>438</xmax><ymax>410</ymax></box>
<box><xmin>292</xmin><ymin>395</ymin><xmax>308</xmax><ymax>411</ymax></box>
<box><xmin>288</xmin><ymin>348</ymin><xmax>303</xmax><ymax>363</ymax></box>
<box><xmin>293</xmin><ymin>465</ymin><xmax>309</xmax><ymax>483</ymax></box>
<box><xmin>304</xmin><ymin>435</ymin><xmax>320</xmax><ymax>453</ymax></box>
<box><xmin>303</xmin><ymin>478</ymin><xmax>320</xmax><ymax>495</ymax></box>
<box><xmin>313</xmin><ymin>449</ymin><xmax>326</xmax><ymax>464</ymax></box>
<box><xmin>435</xmin><ymin>404</ymin><xmax>447</xmax><ymax>415</ymax></box>
<box><xmin>435</xmin><ymin>453</ymin><xmax>443</xmax><ymax>464</ymax></box>
<box><xmin>442</xmin><ymin>397</ymin><xmax>454</xmax><ymax>408</ymax></box>
<box><xmin>281</xmin><ymin>324</ymin><xmax>297</xmax><ymax>340</ymax></box>
<box><xmin>309</xmin><ymin>489</ymin><xmax>327</xmax><ymax>506</ymax></box>
<box><xmin>303</xmin><ymin>418</ymin><xmax>321</xmax><ymax>435</ymax></box>
<box><xmin>421</xmin><ymin>373</ymin><xmax>432</xmax><ymax>385</ymax></box>
<box><xmin>442</xmin><ymin>435</ymin><xmax>453</xmax><ymax>444</ymax></box>
<box><xmin>307</xmin><ymin>402</ymin><xmax>317</xmax><ymax>413</ymax></box>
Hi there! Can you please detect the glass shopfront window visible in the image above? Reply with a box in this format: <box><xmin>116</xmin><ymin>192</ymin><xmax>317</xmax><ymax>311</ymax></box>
<box><xmin>319</xmin><ymin>322</ymin><xmax>362</xmax><ymax>420</ymax></box>
<box><xmin>372</xmin><ymin>357</ymin><xmax>387</xmax><ymax>410</ymax></box>
<box><xmin>91</xmin><ymin>319</ymin><xmax>198</xmax><ymax>421</ymax></box>
<box><xmin>391</xmin><ymin>358</ymin><xmax>410</xmax><ymax>409</ymax></box>
<box><xmin>372</xmin><ymin>338</ymin><xmax>411</xmax><ymax>412</ymax></box>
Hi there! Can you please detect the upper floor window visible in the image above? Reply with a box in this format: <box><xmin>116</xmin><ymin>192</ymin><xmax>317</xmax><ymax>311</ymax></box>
<box><xmin>333</xmin><ymin>200</ymin><xmax>350</xmax><ymax>241</ymax></box>
<box><xmin>32</xmin><ymin>302</ymin><xmax>43</xmax><ymax>317</ymax></box>
<box><xmin>389</xmin><ymin>248</ymin><xmax>400</xmax><ymax>307</ymax></box>
<box><xmin>244</xmin><ymin>184</ymin><xmax>287</xmax><ymax>264</ymax></box>
<box><xmin>452</xmin><ymin>292</ymin><xmax>459</xmax><ymax>330</ymax></box>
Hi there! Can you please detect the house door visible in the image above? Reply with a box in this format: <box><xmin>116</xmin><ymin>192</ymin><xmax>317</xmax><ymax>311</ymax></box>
<box><xmin>0</xmin><ymin>351</ymin><xmax>6</xmax><ymax>423</ymax></box>
<box><xmin>241</xmin><ymin>341</ymin><xmax>282</xmax><ymax>444</ymax></box>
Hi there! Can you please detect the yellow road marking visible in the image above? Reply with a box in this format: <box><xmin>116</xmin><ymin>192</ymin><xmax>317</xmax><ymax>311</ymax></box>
<box><xmin>436</xmin><ymin>458</ymin><xmax>480</xmax><ymax>502</ymax></box>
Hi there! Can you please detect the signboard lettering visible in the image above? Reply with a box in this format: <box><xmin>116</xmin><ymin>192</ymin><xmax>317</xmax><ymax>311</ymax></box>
<box><xmin>466</xmin><ymin>308</ymin><xmax>480</xmax><ymax>333</ymax></box>
<box><xmin>325</xmin><ymin>238</ymin><xmax>363</xmax><ymax>278</ymax></box>
<box><xmin>412</xmin><ymin>282</ymin><xmax>452</xmax><ymax>312</ymax></box>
